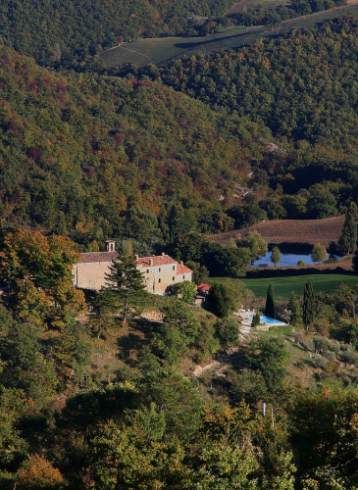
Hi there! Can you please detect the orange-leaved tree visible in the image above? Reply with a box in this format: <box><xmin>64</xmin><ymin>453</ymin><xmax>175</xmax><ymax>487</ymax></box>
<box><xmin>17</xmin><ymin>454</ymin><xmax>64</xmax><ymax>488</ymax></box>
<box><xmin>0</xmin><ymin>229</ymin><xmax>85</xmax><ymax>328</ymax></box>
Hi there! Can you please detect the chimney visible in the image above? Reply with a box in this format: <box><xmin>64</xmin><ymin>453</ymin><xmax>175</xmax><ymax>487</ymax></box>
<box><xmin>161</xmin><ymin>252</ymin><xmax>166</xmax><ymax>256</ymax></box>
<box><xmin>105</xmin><ymin>240</ymin><xmax>116</xmax><ymax>252</ymax></box>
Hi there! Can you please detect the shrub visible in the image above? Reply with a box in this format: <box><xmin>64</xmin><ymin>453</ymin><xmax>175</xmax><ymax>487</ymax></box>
<box><xmin>215</xmin><ymin>318</ymin><xmax>239</xmax><ymax>347</ymax></box>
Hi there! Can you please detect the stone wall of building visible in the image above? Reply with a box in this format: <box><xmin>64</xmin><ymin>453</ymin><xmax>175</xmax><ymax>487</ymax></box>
<box><xmin>138</xmin><ymin>262</ymin><xmax>192</xmax><ymax>294</ymax></box>
<box><xmin>72</xmin><ymin>261</ymin><xmax>111</xmax><ymax>291</ymax></box>
<box><xmin>72</xmin><ymin>249</ymin><xmax>193</xmax><ymax>294</ymax></box>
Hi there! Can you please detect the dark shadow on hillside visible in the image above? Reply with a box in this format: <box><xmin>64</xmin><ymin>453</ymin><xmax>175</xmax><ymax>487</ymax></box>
<box><xmin>174</xmin><ymin>28</ymin><xmax>264</xmax><ymax>49</ymax></box>
<box><xmin>57</xmin><ymin>387</ymin><xmax>138</xmax><ymax>431</ymax></box>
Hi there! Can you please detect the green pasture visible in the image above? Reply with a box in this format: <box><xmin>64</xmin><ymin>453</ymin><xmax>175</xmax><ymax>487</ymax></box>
<box><xmin>212</xmin><ymin>273</ymin><xmax>358</xmax><ymax>300</ymax></box>
<box><xmin>242</xmin><ymin>274</ymin><xmax>358</xmax><ymax>299</ymax></box>
<box><xmin>100</xmin><ymin>5</ymin><xmax>358</xmax><ymax>68</ymax></box>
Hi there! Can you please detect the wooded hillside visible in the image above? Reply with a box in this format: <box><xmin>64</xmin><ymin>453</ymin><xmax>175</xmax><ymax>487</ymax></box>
<box><xmin>157</xmin><ymin>18</ymin><xmax>358</xmax><ymax>148</ymax></box>
<box><xmin>0</xmin><ymin>0</ymin><xmax>233</xmax><ymax>66</ymax></box>
<box><xmin>0</xmin><ymin>45</ymin><xmax>268</xmax><ymax>246</ymax></box>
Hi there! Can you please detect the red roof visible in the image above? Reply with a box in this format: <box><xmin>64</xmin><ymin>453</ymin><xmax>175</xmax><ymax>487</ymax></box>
<box><xmin>197</xmin><ymin>283</ymin><xmax>211</xmax><ymax>293</ymax></box>
<box><xmin>77</xmin><ymin>251</ymin><xmax>118</xmax><ymax>263</ymax></box>
<box><xmin>177</xmin><ymin>262</ymin><xmax>192</xmax><ymax>275</ymax></box>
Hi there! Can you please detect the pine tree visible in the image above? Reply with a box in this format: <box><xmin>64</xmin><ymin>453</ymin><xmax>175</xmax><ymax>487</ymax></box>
<box><xmin>264</xmin><ymin>285</ymin><xmax>275</xmax><ymax>318</ymax></box>
<box><xmin>302</xmin><ymin>281</ymin><xmax>315</xmax><ymax>331</ymax></box>
<box><xmin>104</xmin><ymin>256</ymin><xmax>146</xmax><ymax>326</ymax></box>
<box><xmin>338</xmin><ymin>202</ymin><xmax>358</xmax><ymax>255</ymax></box>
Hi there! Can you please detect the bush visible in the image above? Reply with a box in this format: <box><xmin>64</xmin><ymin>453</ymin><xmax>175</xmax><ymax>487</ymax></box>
<box><xmin>170</xmin><ymin>281</ymin><xmax>197</xmax><ymax>304</ymax></box>
<box><xmin>215</xmin><ymin>318</ymin><xmax>239</xmax><ymax>347</ymax></box>
<box><xmin>206</xmin><ymin>284</ymin><xmax>235</xmax><ymax>318</ymax></box>
<box><xmin>338</xmin><ymin>351</ymin><xmax>358</xmax><ymax>366</ymax></box>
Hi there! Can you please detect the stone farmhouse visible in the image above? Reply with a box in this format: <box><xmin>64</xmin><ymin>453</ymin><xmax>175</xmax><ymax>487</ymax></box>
<box><xmin>72</xmin><ymin>240</ymin><xmax>193</xmax><ymax>295</ymax></box>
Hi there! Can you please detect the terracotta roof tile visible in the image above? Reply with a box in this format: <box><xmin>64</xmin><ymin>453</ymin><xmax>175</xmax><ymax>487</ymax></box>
<box><xmin>77</xmin><ymin>251</ymin><xmax>118</xmax><ymax>263</ymax></box>
<box><xmin>177</xmin><ymin>263</ymin><xmax>192</xmax><ymax>275</ymax></box>
<box><xmin>135</xmin><ymin>254</ymin><xmax>177</xmax><ymax>267</ymax></box>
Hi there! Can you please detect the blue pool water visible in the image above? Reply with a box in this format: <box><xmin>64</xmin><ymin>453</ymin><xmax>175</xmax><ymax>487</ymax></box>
<box><xmin>253</xmin><ymin>252</ymin><xmax>317</xmax><ymax>268</ymax></box>
<box><xmin>260</xmin><ymin>314</ymin><xmax>287</xmax><ymax>326</ymax></box>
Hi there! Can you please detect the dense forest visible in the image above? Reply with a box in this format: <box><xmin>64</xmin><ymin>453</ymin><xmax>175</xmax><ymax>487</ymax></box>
<box><xmin>225</xmin><ymin>0</ymin><xmax>344</xmax><ymax>27</ymax></box>
<box><xmin>155</xmin><ymin>18</ymin><xmax>358</xmax><ymax>148</ymax></box>
<box><xmin>1</xmin><ymin>19</ymin><xmax>357</xmax><ymax>251</ymax></box>
<box><xmin>0</xmin><ymin>43</ymin><xmax>273</xmax><ymax>247</ymax></box>
<box><xmin>0</xmin><ymin>0</ymin><xmax>233</xmax><ymax>67</ymax></box>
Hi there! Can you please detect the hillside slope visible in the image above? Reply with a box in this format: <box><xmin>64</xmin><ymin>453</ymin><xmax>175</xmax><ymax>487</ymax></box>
<box><xmin>158</xmin><ymin>17</ymin><xmax>358</xmax><ymax>148</ymax></box>
<box><xmin>0</xmin><ymin>0</ymin><xmax>233</xmax><ymax>67</ymax></box>
<box><xmin>0</xmin><ymin>46</ymin><xmax>268</xmax><ymax>245</ymax></box>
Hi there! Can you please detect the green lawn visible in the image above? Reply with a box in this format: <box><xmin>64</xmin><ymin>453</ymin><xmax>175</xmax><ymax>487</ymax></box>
<box><xmin>100</xmin><ymin>5</ymin><xmax>357</xmax><ymax>68</ymax></box>
<box><xmin>242</xmin><ymin>274</ymin><xmax>358</xmax><ymax>299</ymax></box>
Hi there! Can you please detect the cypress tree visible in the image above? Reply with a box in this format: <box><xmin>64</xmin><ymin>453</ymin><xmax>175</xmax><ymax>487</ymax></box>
<box><xmin>338</xmin><ymin>202</ymin><xmax>358</xmax><ymax>255</ymax></box>
<box><xmin>302</xmin><ymin>281</ymin><xmax>315</xmax><ymax>331</ymax></box>
<box><xmin>264</xmin><ymin>284</ymin><xmax>275</xmax><ymax>318</ymax></box>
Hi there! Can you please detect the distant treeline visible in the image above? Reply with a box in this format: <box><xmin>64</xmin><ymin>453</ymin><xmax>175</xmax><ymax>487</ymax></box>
<box><xmin>226</xmin><ymin>0</ymin><xmax>345</xmax><ymax>28</ymax></box>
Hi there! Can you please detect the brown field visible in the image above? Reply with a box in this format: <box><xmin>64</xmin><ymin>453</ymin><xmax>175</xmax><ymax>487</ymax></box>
<box><xmin>210</xmin><ymin>215</ymin><xmax>345</xmax><ymax>247</ymax></box>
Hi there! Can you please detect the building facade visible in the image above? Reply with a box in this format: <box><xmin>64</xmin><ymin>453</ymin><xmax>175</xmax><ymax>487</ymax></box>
<box><xmin>72</xmin><ymin>241</ymin><xmax>192</xmax><ymax>294</ymax></box>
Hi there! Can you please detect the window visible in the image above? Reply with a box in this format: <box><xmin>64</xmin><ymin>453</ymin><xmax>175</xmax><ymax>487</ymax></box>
<box><xmin>158</xmin><ymin>278</ymin><xmax>161</xmax><ymax>283</ymax></box>
<box><xmin>172</xmin><ymin>265</ymin><xmax>175</xmax><ymax>270</ymax></box>
<box><xmin>146</xmin><ymin>269</ymin><xmax>149</xmax><ymax>274</ymax></box>
<box><xmin>183</xmin><ymin>276</ymin><xmax>185</xmax><ymax>279</ymax></box>
<box><xmin>172</xmin><ymin>276</ymin><xmax>175</xmax><ymax>281</ymax></box>
<box><xmin>159</xmin><ymin>268</ymin><xmax>161</xmax><ymax>272</ymax></box>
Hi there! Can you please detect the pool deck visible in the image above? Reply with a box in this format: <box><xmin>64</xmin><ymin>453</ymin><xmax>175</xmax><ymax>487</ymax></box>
<box><xmin>235</xmin><ymin>309</ymin><xmax>288</xmax><ymax>335</ymax></box>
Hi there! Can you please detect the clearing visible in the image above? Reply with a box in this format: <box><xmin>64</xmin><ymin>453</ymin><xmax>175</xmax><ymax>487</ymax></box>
<box><xmin>99</xmin><ymin>5</ymin><xmax>358</xmax><ymax>68</ymax></box>
<box><xmin>210</xmin><ymin>215</ymin><xmax>345</xmax><ymax>247</ymax></box>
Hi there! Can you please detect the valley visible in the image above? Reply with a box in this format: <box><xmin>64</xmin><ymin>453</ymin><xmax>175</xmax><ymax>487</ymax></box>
<box><xmin>0</xmin><ymin>1</ymin><xmax>357</xmax><ymax>488</ymax></box>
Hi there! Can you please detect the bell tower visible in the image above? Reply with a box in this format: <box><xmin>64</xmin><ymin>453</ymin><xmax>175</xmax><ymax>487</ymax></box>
<box><xmin>105</xmin><ymin>240</ymin><xmax>116</xmax><ymax>252</ymax></box>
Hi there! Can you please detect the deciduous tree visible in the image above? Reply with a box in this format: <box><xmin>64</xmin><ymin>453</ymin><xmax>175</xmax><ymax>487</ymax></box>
<box><xmin>271</xmin><ymin>247</ymin><xmax>281</xmax><ymax>266</ymax></box>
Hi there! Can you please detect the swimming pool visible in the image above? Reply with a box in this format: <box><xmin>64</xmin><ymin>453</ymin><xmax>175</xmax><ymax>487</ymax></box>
<box><xmin>260</xmin><ymin>314</ymin><xmax>287</xmax><ymax>327</ymax></box>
